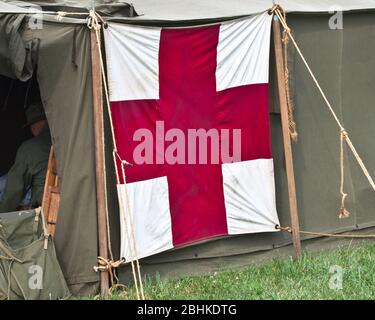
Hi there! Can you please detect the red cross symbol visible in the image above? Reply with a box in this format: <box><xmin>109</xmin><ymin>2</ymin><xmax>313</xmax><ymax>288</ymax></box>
<box><xmin>111</xmin><ymin>26</ymin><xmax>272</xmax><ymax>246</ymax></box>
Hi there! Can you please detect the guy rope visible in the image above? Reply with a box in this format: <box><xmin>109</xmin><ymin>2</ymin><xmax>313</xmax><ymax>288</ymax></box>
<box><xmin>276</xmin><ymin>225</ymin><xmax>375</xmax><ymax>239</ymax></box>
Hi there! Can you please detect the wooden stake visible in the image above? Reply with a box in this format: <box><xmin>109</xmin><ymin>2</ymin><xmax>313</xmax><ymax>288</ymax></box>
<box><xmin>41</xmin><ymin>146</ymin><xmax>60</xmax><ymax>237</ymax></box>
<box><xmin>90</xmin><ymin>28</ymin><xmax>110</xmax><ymax>294</ymax></box>
<box><xmin>272</xmin><ymin>16</ymin><xmax>302</xmax><ymax>257</ymax></box>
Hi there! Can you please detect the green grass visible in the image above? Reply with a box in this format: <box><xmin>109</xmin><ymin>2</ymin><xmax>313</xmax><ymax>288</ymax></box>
<box><xmin>103</xmin><ymin>243</ymin><xmax>375</xmax><ymax>300</ymax></box>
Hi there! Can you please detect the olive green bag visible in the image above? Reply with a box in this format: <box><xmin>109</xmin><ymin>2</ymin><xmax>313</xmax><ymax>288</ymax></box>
<box><xmin>0</xmin><ymin>208</ymin><xmax>71</xmax><ymax>300</ymax></box>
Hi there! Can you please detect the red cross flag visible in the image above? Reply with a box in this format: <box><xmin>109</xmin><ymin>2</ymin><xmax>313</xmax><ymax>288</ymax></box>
<box><xmin>104</xmin><ymin>12</ymin><xmax>279</xmax><ymax>262</ymax></box>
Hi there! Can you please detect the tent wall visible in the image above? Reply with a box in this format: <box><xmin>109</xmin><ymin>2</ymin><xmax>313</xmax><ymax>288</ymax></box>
<box><xmin>36</xmin><ymin>22</ymin><xmax>100</xmax><ymax>293</ymax></box>
<box><xmin>118</xmin><ymin>10</ymin><xmax>375</xmax><ymax>282</ymax></box>
<box><xmin>289</xmin><ymin>11</ymin><xmax>375</xmax><ymax>230</ymax></box>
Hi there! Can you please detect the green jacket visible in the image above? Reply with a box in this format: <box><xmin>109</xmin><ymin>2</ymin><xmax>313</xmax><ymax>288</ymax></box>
<box><xmin>0</xmin><ymin>126</ymin><xmax>51</xmax><ymax>212</ymax></box>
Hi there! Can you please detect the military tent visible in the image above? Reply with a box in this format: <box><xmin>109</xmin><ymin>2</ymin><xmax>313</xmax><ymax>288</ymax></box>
<box><xmin>1</xmin><ymin>0</ymin><xmax>375</xmax><ymax>296</ymax></box>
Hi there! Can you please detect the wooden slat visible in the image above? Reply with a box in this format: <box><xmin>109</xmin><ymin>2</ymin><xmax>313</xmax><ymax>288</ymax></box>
<box><xmin>90</xmin><ymin>28</ymin><xmax>110</xmax><ymax>295</ymax></box>
<box><xmin>49</xmin><ymin>186</ymin><xmax>60</xmax><ymax>193</ymax></box>
<box><xmin>47</xmin><ymin>190</ymin><xmax>60</xmax><ymax>235</ymax></box>
<box><xmin>42</xmin><ymin>147</ymin><xmax>56</xmax><ymax>221</ymax></box>
<box><xmin>41</xmin><ymin>146</ymin><xmax>61</xmax><ymax>238</ymax></box>
<box><xmin>272</xmin><ymin>16</ymin><xmax>302</xmax><ymax>257</ymax></box>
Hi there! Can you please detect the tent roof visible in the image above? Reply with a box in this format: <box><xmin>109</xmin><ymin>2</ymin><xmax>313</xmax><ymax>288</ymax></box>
<box><xmin>1</xmin><ymin>0</ymin><xmax>375</xmax><ymax>19</ymax></box>
<box><xmin>0</xmin><ymin>1</ymin><xmax>136</xmax><ymax>15</ymax></box>
<box><xmin>280</xmin><ymin>0</ymin><xmax>375</xmax><ymax>12</ymax></box>
<box><xmin>0</xmin><ymin>1</ymin><xmax>36</xmax><ymax>13</ymax></box>
<box><xmin>129</xmin><ymin>0</ymin><xmax>375</xmax><ymax>21</ymax></box>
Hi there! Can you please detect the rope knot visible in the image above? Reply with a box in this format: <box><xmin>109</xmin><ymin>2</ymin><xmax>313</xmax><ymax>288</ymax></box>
<box><xmin>282</xmin><ymin>27</ymin><xmax>291</xmax><ymax>38</ymax></box>
<box><xmin>269</xmin><ymin>4</ymin><xmax>282</xmax><ymax>15</ymax></box>
<box><xmin>94</xmin><ymin>257</ymin><xmax>125</xmax><ymax>288</ymax></box>
<box><xmin>122</xmin><ymin>160</ymin><xmax>133</xmax><ymax>167</ymax></box>
<box><xmin>340</xmin><ymin>129</ymin><xmax>348</xmax><ymax>139</ymax></box>
<box><xmin>275</xmin><ymin>225</ymin><xmax>292</xmax><ymax>233</ymax></box>
<box><xmin>87</xmin><ymin>10</ymin><xmax>105</xmax><ymax>31</ymax></box>
<box><xmin>56</xmin><ymin>11</ymin><xmax>66</xmax><ymax>22</ymax></box>
<box><xmin>269</xmin><ymin>4</ymin><xmax>287</xmax><ymax>20</ymax></box>
<box><xmin>95</xmin><ymin>256</ymin><xmax>124</xmax><ymax>272</ymax></box>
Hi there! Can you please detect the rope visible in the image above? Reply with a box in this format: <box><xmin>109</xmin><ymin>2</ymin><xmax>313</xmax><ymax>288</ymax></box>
<box><xmin>37</xmin><ymin>207</ymin><xmax>50</xmax><ymax>249</ymax></box>
<box><xmin>276</xmin><ymin>225</ymin><xmax>375</xmax><ymax>238</ymax></box>
<box><xmin>0</xmin><ymin>241</ymin><xmax>23</xmax><ymax>264</ymax></box>
<box><xmin>272</xmin><ymin>6</ymin><xmax>375</xmax><ymax>207</ymax></box>
<box><xmin>88</xmin><ymin>8</ymin><xmax>136</xmax><ymax>295</ymax></box>
<box><xmin>0</xmin><ymin>208</ymin><xmax>50</xmax><ymax>299</ymax></box>
<box><xmin>0</xmin><ymin>238</ymin><xmax>23</xmax><ymax>300</ymax></box>
<box><xmin>119</xmin><ymin>161</ymin><xmax>145</xmax><ymax>299</ymax></box>
<box><xmin>112</xmin><ymin>154</ymin><xmax>142</xmax><ymax>300</ymax></box>
<box><xmin>88</xmin><ymin>7</ymin><xmax>117</xmax><ymax>272</ymax></box>
<box><xmin>90</xmin><ymin>12</ymin><xmax>117</xmax><ymax>264</ymax></box>
<box><xmin>88</xmin><ymin>10</ymin><xmax>145</xmax><ymax>300</ymax></box>
<box><xmin>94</xmin><ymin>256</ymin><xmax>125</xmax><ymax>288</ymax></box>
<box><xmin>55</xmin><ymin>11</ymin><xmax>89</xmax><ymax>22</ymax></box>
<box><xmin>276</xmin><ymin>6</ymin><xmax>298</xmax><ymax>142</ymax></box>
<box><xmin>339</xmin><ymin>130</ymin><xmax>350</xmax><ymax>218</ymax></box>
<box><xmin>93</xmin><ymin>13</ymin><xmax>144</xmax><ymax>300</ymax></box>
<box><xmin>116</xmin><ymin>170</ymin><xmax>141</xmax><ymax>300</ymax></box>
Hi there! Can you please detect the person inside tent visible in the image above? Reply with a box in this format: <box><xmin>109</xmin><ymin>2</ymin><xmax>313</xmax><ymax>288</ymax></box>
<box><xmin>0</xmin><ymin>103</ymin><xmax>51</xmax><ymax>212</ymax></box>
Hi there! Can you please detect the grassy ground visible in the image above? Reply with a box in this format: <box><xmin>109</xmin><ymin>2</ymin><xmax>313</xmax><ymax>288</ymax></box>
<box><xmin>103</xmin><ymin>242</ymin><xmax>375</xmax><ymax>300</ymax></box>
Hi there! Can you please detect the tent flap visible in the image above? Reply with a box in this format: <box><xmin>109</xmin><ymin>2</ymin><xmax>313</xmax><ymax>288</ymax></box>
<box><xmin>36</xmin><ymin>22</ymin><xmax>99</xmax><ymax>292</ymax></box>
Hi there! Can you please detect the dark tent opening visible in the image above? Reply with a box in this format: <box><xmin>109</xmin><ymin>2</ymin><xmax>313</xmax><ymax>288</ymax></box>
<box><xmin>0</xmin><ymin>74</ymin><xmax>48</xmax><ymax>210</ymax></box>
<box><xmin>0</xmin><ymin>75</ymin><xmax>35</xmax><ymax>176</ymax></box>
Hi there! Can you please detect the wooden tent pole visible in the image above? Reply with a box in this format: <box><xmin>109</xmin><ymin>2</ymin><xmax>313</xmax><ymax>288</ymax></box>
<box><xmin>90</xmin><ymin>28</ymin><xmax>110</xmax><ymax>294</ymax></box>
<box><xmin>272</xmin><ymin>15</ymin><xmax>302</xmax><ymax>257</ymax></box>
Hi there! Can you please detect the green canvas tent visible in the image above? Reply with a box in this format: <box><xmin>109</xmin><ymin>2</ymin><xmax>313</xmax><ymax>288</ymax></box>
<box><xmin>1</xmin><ymin>0</ymin><xmax>375</xmax><ymax>296</ymax></box>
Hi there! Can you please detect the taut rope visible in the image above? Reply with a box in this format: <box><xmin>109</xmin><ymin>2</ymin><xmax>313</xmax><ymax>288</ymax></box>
<box><xmin>276</xmin><ymin>225</ymin><xmax>375</xmax><ymax>239</ymax></box>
